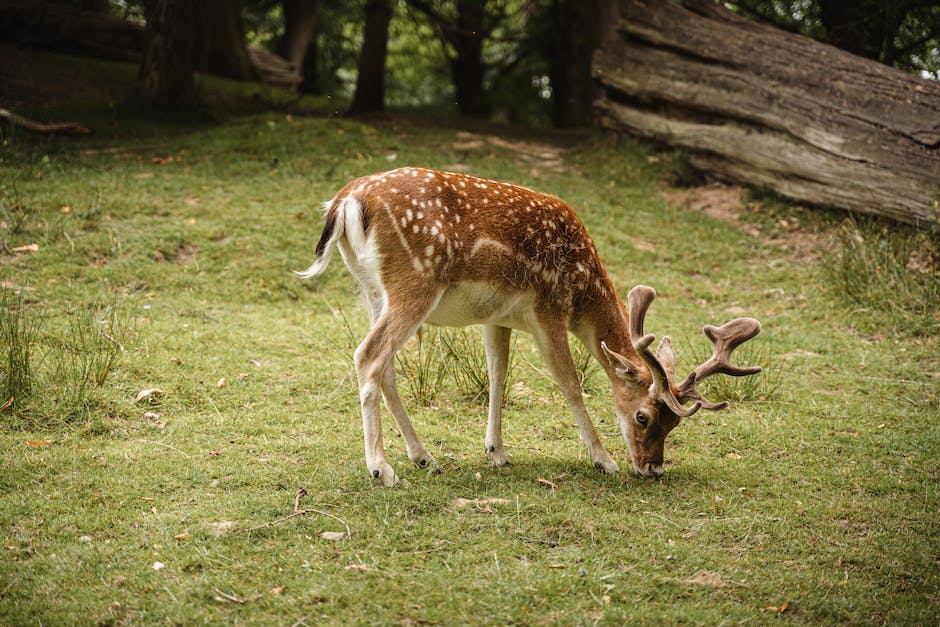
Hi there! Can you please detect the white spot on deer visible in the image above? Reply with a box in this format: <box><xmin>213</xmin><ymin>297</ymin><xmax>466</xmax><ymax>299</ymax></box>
<box><xmin>431</xmin><ymin>225</ymin><xmax>439</xmax><ymax>235</ymax></box>
<box><xmin>406</xmin><ymin>208</ymin><xmax>414</xmax><ymax>221</ymax></box>
<box><xmin>425</xmin><ymin>244</ymin><xmax>435</xmax><ymax>258</ymax></box>
<box><xmin>413</xmin><ymin>224</ymin><xmax>419</xmax><ymax>234</ymax></box>
<box><xmin>417</xmin><ymin>211</ymin><xmax>424</xmax><ymax>219</ymax></box>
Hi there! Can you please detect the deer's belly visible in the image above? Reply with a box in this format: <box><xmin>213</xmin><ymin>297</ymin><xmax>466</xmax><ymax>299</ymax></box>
<box><xmin>425</xmin><ymin>281</ymin><xmax>535</xmax><ymax>330</ymax></box>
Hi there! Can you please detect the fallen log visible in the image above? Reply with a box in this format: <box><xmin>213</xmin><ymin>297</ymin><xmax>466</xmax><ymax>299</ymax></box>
<box><xmin>593</xmin><ymin>0</ymin><xmax>940</xmax><ymax>227</ymax></box>
<box><xmin>0</xmin><ymin>0</ymin><xmax>301</xmax><ymax>89</ymax></box>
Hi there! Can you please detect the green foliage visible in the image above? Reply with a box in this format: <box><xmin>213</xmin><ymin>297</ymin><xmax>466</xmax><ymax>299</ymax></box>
<box><xmin>727</xmin><ymin>0</ymin><xmax>940</xmax><ymax>78</ymax></box>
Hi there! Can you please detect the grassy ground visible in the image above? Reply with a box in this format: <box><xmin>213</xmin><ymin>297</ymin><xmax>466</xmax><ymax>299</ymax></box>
<box><xmin>1</xmin><ymin>52</ymin><xmax>939</xmax><ymax>625</ymax></box>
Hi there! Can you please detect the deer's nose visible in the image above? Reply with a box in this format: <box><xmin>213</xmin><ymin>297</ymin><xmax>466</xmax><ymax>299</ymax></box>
<box><xmin>646</xmin><ymin>462</ymin><xmax>664</xmax><ymax>478</ymax></box>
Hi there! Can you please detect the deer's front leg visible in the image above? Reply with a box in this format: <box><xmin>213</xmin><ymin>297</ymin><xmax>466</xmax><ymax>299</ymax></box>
<box><xmin>534</xmin><ymin>320</ymin><xmax>619</xmax><ymax>474</ymax></box>
<box><xmin>483</xmin><ymin>324</ymin><xmax>512</xmax><ymax>467</ymax></box>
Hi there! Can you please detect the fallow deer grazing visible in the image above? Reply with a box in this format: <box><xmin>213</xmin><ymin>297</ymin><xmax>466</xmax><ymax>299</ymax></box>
<box><xmin>296</xmin><ymin>167</ymin><xmax>761</xmax><ymax>486</ymax></box>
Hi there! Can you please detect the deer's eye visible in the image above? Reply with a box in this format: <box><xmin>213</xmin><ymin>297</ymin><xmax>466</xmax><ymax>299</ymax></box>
<box><xmin>635</xmin><ymin>412</ymin><xmax>649</xmax><ymax>427</ymax></box>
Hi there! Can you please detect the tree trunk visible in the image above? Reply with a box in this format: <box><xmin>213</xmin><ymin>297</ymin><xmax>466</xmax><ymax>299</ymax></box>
<box><xmin>137</xmin><ymin>0</ymin><xmax>195</xmax><ymax>105</ymax></box>
<box><xmin>193</xmin><ymin>0</ymin><xmax>257</xmax><ymax>81</ymax></box>
<box><xmin>550</xmin><ymin>0</ymin><xmax>605</xmax><ymax>127</ymax></box>
<box><xmin>81</xmin><ymin>0</ymin><xmax>111</xmax><ymax>13</ymax></box>
<box><xmin>279</xmin><ymin>0</ymin><xmax>320</xmax><ymax>70</ymax></box>
<box><xmin>452</xmin><ymin>0</ymin><xmax>487</xmax><ymax>117</ymax></box>
<box><xmin>348</xmin><ymin>0</ymin><xmax>393</xmax><ymax>115</ymax></box>
<box><xmin>593</xmin><ymin>0</ymin><xmax>940</xmax><ymax>227</ymax></box>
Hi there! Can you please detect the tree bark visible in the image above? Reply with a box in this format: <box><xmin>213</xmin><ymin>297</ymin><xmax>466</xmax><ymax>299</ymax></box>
<box><xmin>137</xmin><ymin>0</ymin><xmax>195</xmax><ymax>105</ymax></box>
<box><xmin>452</xmin><ymin>0</ymin><xmax>487</xmax><ymax>117</ymax></box>
<box><xmin>81</xmin><ymin>0</ymin><xmax>111</xmax><ymax>13</ymax></box>
<box><xmin>193</xmin><ymin>0</ymin><xmax>257</xmax><ymax>81</ymax></box>
<box><xmin>0</xmin><ymin>0</ymin><xmax>298</xmax><ymax>87</ymax></box>
<box><xmin>348</xmin><ymin>0</ymin><xmax>393</xmax><ymax>115</ymax></box>
<box><xmin>278</xmin><ymin>0</ymin><xmax>320</xmax><ymax>70</ymax></box>
<box><xmin>550</xmin><ymin>0</ymin><xmax>605</xmax><ymax>127</ymax></box>
<box><xmin>0</xmin><ymin>0</ymin><xmax>142</xmax><ymax>62</ymax></box>
<box><xmin>593</xmin><ymin>0</ymin><xmax>940</xmax><ymax>227</ymax></box>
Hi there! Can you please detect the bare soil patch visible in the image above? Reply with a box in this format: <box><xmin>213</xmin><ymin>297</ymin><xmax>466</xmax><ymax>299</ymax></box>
<box><xmin>660</xmin><ymin>183</ymin><xmax>828</xmax><ymax>263</ymax></box>
<box><xmin>445</xmin><ymin>130</ymin><xmax>572</xmax><ymax>178</ymax></box>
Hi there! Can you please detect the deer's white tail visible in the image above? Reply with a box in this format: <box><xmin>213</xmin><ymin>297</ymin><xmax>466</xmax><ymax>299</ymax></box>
<box><xmin>294</xmin><ymin>197</ymin><xmax>361</xmax><ymax>279</ymax></box>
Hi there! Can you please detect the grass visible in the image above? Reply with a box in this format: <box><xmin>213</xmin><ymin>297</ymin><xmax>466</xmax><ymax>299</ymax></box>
<box><xmin>1</xmin><ymin>52</ymin><xmax>939</xmax><ymax>625</ymax></box>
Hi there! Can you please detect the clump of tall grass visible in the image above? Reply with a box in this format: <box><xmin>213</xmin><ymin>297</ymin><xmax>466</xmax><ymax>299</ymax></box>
<box><xmin>0</xmin><ymin>291</ymin><xmax>39</xmax><ymax>412</ymax></box>
<box><xmin>44</xmin><ymin>304</ymin><xmax>130</xmax><ymax>421</ymax></box>
<box><xmin>396</xmin><ymin>328</ymin><xmax>449</xmax><ymax>406</ymax></box>
<box><xmin>440</xmin><ymin>328</ymin><xmax>517</xmax><ymax>405</ymax></box>
<box><xmin>0</xmin><ymin>296</ymin><xmax>131</xmax><ymax>427</ymax></box>
<box><xmin>824</xmin><ymin>217</ymin><xmax>940</xmax><ymax>336</ymax></box>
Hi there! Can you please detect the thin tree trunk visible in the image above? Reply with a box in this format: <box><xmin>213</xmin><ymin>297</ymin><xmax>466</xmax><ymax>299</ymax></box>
<box><xmin>593</xmin><ymin>0</ymin><xmax>940</xmax><ymax>227</ymax></box>
<box><xmin>279</xmin><ymin>0</ymin><xmax>320</xmax><ymax>69</ymax></box>
<box><xmin>550</xmin><ymin>0</ymin><xmax>605</xmax><ymax>127</ymax></box>
<box><xmin>452</xmin><ymin>0</ymin><xmax>487</xmax><ymax>117</ymax></box>
<box><xmin>348</xmin><ymin>0</ymin><xmax>393</xmax><ymax>115</ymax></box>
<box><xmin>137</xmin><ymin>0</ymin><xmax>195</xmax><ymax>105</ymax></box>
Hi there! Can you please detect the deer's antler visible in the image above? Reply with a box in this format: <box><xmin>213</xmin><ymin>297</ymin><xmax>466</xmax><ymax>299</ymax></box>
<box><xmin>677</xmin><ymin>318</ymin><xmax>762</xmax><ymax>411</ymax></box>
<box><xmin>627</xmin><ymin>286</ymin><xmax>701</xmax><ymax>417</ymax></box>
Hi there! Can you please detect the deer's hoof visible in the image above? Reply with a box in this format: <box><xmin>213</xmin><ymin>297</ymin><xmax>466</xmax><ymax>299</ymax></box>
<box><xmin>370</xmin><ymin>463</ymin><xmax>399</xmax><ymax>487</ymax></box>
<box><xmin>594</xmin><ymin>458</ymin><xmax>619</xmax><ymax>475</ymax></box>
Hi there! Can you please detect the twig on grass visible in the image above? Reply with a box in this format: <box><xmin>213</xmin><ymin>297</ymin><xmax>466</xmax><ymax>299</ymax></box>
<box><xmin>213</xmin><ymin>588</ymin><xmax>263</xmax><ymax>604</ymax></box>
<box><xmin>138</xmin><ymin>439</ymin><xmax>191</xmax><ymax>459</ymax></box>
<box><xmin>244</xmin><ymin>488</ymin><xmax>351</xmax><ymax>536</ymax></box>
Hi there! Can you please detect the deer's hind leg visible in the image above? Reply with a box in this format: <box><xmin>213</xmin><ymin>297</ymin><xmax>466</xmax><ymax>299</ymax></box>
<box><xmin>354</xmin><ymin>286</ymin><xmax>442</xmax><ymax>486</ymax></box>
<box><xmin>360</xmin><ymin>286</ymin><xmax>434</xmax><ymax>471</ymax></box>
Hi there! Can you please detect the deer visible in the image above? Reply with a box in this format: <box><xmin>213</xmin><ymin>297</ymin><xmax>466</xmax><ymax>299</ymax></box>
<box><xmin>296</xmin><ymin>167</ymin><xmax>762</xmax><ymax>486</ymax></box>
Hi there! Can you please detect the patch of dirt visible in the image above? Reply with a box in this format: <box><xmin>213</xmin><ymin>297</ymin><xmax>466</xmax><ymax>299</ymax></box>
<box><xmin>660</xmin><ymin>183</ymin><xmax>827</xmax><ymax>263</ymax></box>
<box><xmin>445</xmin><ymin>130</ymin><xmax>572</xmax><ymax>178</ymax></box>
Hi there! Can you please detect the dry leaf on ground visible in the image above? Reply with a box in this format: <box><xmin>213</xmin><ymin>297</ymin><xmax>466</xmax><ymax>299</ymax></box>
<box><xmin>134</xmin><ymin>388</ymin><xmax>163</xmax><ymax>404</ymax></box>
<box><xmin>766</xmin><ymin>601</ymin><xmax>790</xmax><ymax>614</ymax></box>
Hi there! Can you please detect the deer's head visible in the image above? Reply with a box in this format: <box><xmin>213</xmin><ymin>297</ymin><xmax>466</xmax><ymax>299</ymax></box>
<box><xmin>602</xmin><ymin>286</ymin><xmax>762</xmax><ymax>478</ymax></box>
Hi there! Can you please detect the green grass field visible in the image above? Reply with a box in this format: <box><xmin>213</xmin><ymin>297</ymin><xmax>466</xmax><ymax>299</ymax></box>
<box><xmin>1</xmin><ymin>56</ymin><xmax>938</xmax><ymax>625</ymax></box>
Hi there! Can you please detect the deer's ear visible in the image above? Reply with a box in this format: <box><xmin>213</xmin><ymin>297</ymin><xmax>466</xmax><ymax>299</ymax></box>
<box><xmin>601</xmin><ymin>342</ymin><xmax>642</xmax><ymax>382</ymax></box>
